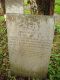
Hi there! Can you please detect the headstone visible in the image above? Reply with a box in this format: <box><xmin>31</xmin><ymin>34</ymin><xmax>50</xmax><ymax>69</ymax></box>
<box><xmin>5</xmin><ymin>0</ymin><xmax>54</xmax><ymax>79</ymax></box>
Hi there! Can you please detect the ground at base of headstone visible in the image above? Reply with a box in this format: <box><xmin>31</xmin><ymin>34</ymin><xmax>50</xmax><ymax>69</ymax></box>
<box><xmin>16</xmin><ymin>76</ymin><xmax>48</xmax><ymax>80</ymax></box>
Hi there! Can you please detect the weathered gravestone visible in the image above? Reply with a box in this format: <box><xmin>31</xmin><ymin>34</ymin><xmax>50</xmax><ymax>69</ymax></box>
<box><xmin>5</xmin><ymin>0</ymin><xmax>55</xmax><ymax>79</ymax></box>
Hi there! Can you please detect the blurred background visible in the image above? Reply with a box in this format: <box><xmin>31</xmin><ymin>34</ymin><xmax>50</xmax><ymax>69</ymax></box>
<box><xmin>0</xmin><ymin>0</ymin><xmax>60</xmax><ymax>80</ymax></box>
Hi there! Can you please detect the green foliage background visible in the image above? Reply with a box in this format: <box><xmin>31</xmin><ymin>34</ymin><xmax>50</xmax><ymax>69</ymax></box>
<box><xmin>55</xmin><ymin>0</ymin><xmax>60</xmax><ymax>14</ymax></box>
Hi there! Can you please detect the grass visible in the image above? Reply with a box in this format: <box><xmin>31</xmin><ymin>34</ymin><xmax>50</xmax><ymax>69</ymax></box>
<box><xmin>48</xmin><ymin>24</ymin><xmax>60</xmax><ymax>80</ymax></box>
<box><xmin>55</xmin><ymin>0</ymin><xmax>60</xmax><ymax>4</ymax></box>
<box><xmin>55</xmin><ymin>24</ymin><xmax>60</xmax><ymax>34</ymax></box>
<box><xmin>0</xmin><ymin>16</ymin><xmax>5</xmax><ymax>22</ymax></box>
<box><xmin>55</xmin><ymin>0</ymin><xmax>60</xmax><ymax>14</ymax></box>
<box><xmin>48</xmin><ymin>35</ymin><xmax>60</xmax><ymax>80</ymax></box>
<box><xmin>0</xmin><ymin>16</ymin><xmax>10</xmax><ymax>80</ymax></box>
<box><xmin>55</xmin><ymin>5</ymin><xmax>60</xmax><ymax>14</ymax></box>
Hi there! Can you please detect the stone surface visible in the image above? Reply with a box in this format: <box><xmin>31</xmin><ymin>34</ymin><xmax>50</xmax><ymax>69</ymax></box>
<box><xmin>5</xmin><ymin>0</ymin><xmax>54</xmax><ymax>79</ymax></box>
<box><xmin>6</xmin><ymin>14</ymin><xmax>54</xmax><ymax>79</ymax></box>
<box><xmin>5</xmin><ymin>0</ymin><xmax>23</xmax><ymax>14</ymax></box>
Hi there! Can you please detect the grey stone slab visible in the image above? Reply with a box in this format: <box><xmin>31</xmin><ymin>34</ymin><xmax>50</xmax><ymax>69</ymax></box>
<box><xmin>6</xmin><ymin>14</ymin><xmax>54</xmax><ymax>79</ymax></box>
